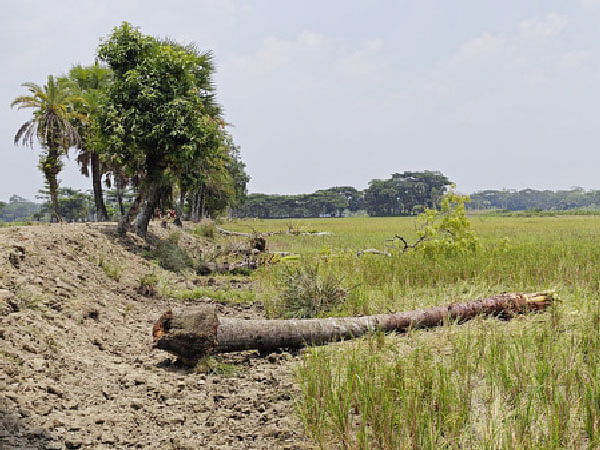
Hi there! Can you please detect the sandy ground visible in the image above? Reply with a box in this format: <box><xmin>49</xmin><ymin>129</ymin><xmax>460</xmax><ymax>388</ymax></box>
<box><xmin>0</xmin><ymin>222</ymin><xmax>312</xmax><ymax>449</ymax></box>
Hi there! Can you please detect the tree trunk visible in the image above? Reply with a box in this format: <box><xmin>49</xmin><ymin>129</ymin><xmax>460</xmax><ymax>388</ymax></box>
<box><xmin>42</xmin><ymin>148</ymin><xmax>62</xmax><ymax>223</ymax></box>
<box><xmin>117</xmin><ymin>187</ymin><xmax>146</xmax><ymax>235</ymax></box>
<box><xmin>200</xmin><ymin>182</ymin><xmax>206</xmax><ymax>219</ymax></box>
<box><xmin>179</xmin><ymin>189</ymin><xmax>186</xmax><ymax>219</ymax></box>
<box><xmin>116</xmin><ymin>171</ymin><xmax>125</xmax><ymax>216</ymax></box>
<box><xmin>91</xmin><ymin>152</ymin><xmax>108</xmax><ymax>221</ymax></box>
<box><xmin>153</xmin><ymin>291</ymin><xmax>556</xmax><ymax>364</ymax></box>
<box><xmin>135</xmin><ymin>183</ymin><xmax>160</xmax><ymax>238</ymax></box>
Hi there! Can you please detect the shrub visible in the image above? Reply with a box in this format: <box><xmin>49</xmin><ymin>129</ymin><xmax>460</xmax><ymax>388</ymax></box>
<box><xmin>275</xmin><ymin>261</ymin><xmax>347</xmax><ymax>319</ymax></box>
<box><xmin>194</xmin><ymin>223</ymin><xmax>216</xmax><ymax>239</ymax></box>
<box><xmin>150</xmin><ymin>233</ymin><xmax>194</xmax><ymax>272</ymax></box>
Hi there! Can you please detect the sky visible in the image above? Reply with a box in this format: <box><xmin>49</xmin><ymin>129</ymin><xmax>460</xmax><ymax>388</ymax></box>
<box><xmin>2</xmin><ymin>0</ymin><xmax>600</xmax><ymax>202</ymax></box>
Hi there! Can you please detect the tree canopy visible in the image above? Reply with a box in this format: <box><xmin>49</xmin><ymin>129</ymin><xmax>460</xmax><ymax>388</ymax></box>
<box><xmin>95</xmin><ymin>22</ymin><xmax>242</xmax><ymax>234</ymax></box>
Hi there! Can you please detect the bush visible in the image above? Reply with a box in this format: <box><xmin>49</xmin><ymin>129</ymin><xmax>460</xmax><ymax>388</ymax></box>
<box><xmin>275</xmin><ymin>261</ymin><xmax>347</xmax><ymax>319</ymax></box>
<box><xmin>194</xmin><ymin>223</ymin><xmax>216</xmax><ymax>239</ymax></box>
<box><xmin>150</xmin><ymin>233</ymin><xmax>194</xmax><ymax>272</ymax></box>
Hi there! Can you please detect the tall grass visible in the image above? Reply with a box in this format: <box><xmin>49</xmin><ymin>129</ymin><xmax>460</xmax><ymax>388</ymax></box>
<box><xmin>237</xmin><ymin>216</ymin><xmax>600</xmax><ymax>448</ymax></box>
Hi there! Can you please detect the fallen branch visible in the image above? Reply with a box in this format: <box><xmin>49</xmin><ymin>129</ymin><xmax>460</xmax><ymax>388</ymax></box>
<box><xmin>216</xmin><ymin>227</ymin><xmax>332</xmax><ymax>238</ymax></box>
<box><xmin>357</xmin><ymin>248</ymin><xmax>391</xmax><ymax>257</ymax></box>
<box><xmin>152</xmin><ymin>291</ymin><xmax>556</xmax><ymax>364</ymax></box>
<box><xmin>216</xmin><ymin>227</ymin><xmax>252</xmax><ymax>237</ymax></box>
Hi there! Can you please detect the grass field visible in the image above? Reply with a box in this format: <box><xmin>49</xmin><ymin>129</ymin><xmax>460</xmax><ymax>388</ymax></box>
<box><xmin>225</xmin><ymin>216</ymin><xmax>600</xmax><ymax>449</ymax></box>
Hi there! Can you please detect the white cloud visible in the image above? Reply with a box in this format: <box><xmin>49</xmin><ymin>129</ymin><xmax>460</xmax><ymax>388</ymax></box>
<box><xmin>451</xmin><ymin>32</ymin><xmax>502</xmax><ymax>64</ymax></box>
<box><xmin>227</xmin><ymin>31</ymin><xmax>327</xmax><ymax>75</ymax></box>
<box><xmin>338</xmin><ymin>39</ymin><xmax>384</xmax><ymax>76</ymax></box>
<box><xmin>518</xmin><ymin>12</ymin><xmax>568</xmax><ymax>38</ymax></box>
<box><xmin>297</xmin><ymin>31</ymin><xmax>325</xmax><ymax>48</ymax></box>
<box><xmin>580</xmin><ymin>0</ymin><xmax>600</xmax><ymax>8</ymax></box>
<box><xmin>559</xmin><ymin>50</ymin><xmax>590</xmax><ymax>69</ymax></box>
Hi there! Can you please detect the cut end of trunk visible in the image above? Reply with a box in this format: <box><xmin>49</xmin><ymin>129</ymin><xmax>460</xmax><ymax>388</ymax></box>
<box><xmin>152</xmin><ymin>306</ymin><xmax>219</xmax><ymax>364</ymax></box>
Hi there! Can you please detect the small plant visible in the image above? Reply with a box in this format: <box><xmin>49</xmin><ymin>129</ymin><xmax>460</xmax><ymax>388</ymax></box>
<box><xmin>138</xmin><ymin>272</ymin><xmax>158</xmax><ymax>296</ymax></box>
<box><xmin>195</xmin><ymin>356</ymin><xmax>240</xmax><ymax>376</ymax></box>
<box><xmin>275</xmin><ymin>260</ymin><xmax>347</xmax><ymax>319</ymax></box>
<box><xmin>98</xmin><ymin>257</ymin><xmax>122</xmax><ymax>281</ymax></box>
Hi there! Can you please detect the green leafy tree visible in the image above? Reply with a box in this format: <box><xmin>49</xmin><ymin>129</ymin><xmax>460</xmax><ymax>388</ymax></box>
<box><xmin>97</xmin><ymin>22</ymin><xmax>224</xmax><ymax>236</ymax></box>
<box><xmin>68</xmin><ymin>62</ymin><xmax>113</xmax><ymax>221</ymax></box>
<box><xmin>11</xmin><ymin>75</ymin><xmax>83</xmax><ymax>221</ymax></box>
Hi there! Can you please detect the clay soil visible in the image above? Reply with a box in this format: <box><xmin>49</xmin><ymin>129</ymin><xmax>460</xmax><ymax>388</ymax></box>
<box><xmin>0</xmin><ymin>222</ymin><xmax>312</xmax><ymax>449</ymax></box>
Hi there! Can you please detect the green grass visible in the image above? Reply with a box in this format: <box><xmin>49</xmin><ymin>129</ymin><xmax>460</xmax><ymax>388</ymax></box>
<box><xmin>229</xmin><ymin>216</ymin><xmax>600</xmax><ymax>449</ymax></box>
<box><xmin>170</xmin><ymin>286</ymin><xmax>257</xmax><ymax>304</ymax></box>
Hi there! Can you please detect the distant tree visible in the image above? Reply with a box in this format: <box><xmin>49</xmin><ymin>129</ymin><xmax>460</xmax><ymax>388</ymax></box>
<box><xmin>37</xmin><ymin>188</ymin><xmax>92</xmax><ymax>222</ymax></box>
<box><xmin>364</xmin><ymin>171</ymin><xmax>451</xmax><ymax>217</ymax></box>
<box><xmin>11</xmin><ymin>75</ymin><xmax>82</xmax><ymax>221</ymax></box>
<box><xmin>0</xmin><ymin>195</ymin><xmax>42</xmax><ymax>222</ymax></box>
<box><xmin>68</xmin><ymin>62</ymin><xmax>113</xmax><ymax>221</ymax></box>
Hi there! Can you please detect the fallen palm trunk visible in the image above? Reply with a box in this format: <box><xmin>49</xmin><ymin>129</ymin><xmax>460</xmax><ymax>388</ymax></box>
<box><xmin>152</xmin><ymin>291</ymin><xmax>556</xmax><ymax>364</ymax></box>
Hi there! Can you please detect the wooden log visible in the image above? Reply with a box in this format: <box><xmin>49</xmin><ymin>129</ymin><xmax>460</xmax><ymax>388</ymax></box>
<box><xmin>152</xmin><ymin>291</ymin><xmax>556</xmax><ymax>363</ymax></box>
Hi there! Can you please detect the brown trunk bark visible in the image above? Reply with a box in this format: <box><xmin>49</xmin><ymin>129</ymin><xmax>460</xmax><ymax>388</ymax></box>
<box><xmin>91</xmin><ymin>152</ymin><xmax>108</xmax><ymax>221</ymax></box>
<box><xmin>43</xmin><ymin>147</ymin><xmax>62</xmax><ymax>223</ymax></box>
<box><xmin>117</xmin><ymin>187</ymin><xmax>146</xmax><ymax>235</ymax></box>
<box><xmin>153</xmin><ymin>291</ymin><xmax>555</xmax><ymax>363</ymax></box>
<box><xmin>135</xmin><ymin>183</ymin><xmax>160</xmax><ymax>238</ymax></box>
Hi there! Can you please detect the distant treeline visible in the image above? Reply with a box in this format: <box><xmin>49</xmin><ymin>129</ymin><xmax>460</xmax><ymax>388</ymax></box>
<box><xmin>469</xmin><ymin>188</ymin><xmax>600</xmax><ymax>211</ymax></box>
<box><xmin>5</xmin><ymin>181</ymin><xmax>600</xmax><ymax>223</ymax></box>
<box><xmin>0</xmin><ymin>188</ymin><xmax>137</xmax><ymax>223</ymax></box>
<box><xmin>236</xmin><ymin>171</ymin><xmax>452</xmax><ymax>218</ymax></box>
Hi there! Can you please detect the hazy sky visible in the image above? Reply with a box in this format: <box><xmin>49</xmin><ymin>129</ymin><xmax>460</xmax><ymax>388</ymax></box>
<box><xmin>2</xmin><ymin>0</ymin><xmax>600</xmax><ymax>201</ymax></box>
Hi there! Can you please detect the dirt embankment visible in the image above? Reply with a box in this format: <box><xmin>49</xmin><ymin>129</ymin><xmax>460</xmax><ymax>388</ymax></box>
<box><xmin>0</xmin><ymin>222</ymin><xmax>311</xmax><ymax>449</ymax></box>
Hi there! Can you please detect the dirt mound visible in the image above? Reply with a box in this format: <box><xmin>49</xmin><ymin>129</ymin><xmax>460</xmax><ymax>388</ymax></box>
<box><xmin>0</xmin><ymin>223</ymin><xmax>310</xmax><ymax>449</ymax></box>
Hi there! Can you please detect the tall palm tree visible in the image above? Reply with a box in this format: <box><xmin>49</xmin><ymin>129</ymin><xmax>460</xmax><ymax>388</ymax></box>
<box><xmin>11</xmin><ymin>75</ymin><xmax>82</xmax><ymax>222</ymax></box>
<box><xmin>68</xmin><ymin>62</ymin><xmax>112</xmax><ymax>221</ymax></box>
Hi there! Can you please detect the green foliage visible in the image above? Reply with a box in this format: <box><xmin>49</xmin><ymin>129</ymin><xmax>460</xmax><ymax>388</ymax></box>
<box><xmin>138</xmin><ymin>272</ymin><xmax>158</xmax><ymax>295</ymax></box>
<box><xmin>36</xmin><ymin>187</ymin><xmax>93</xmax><ymax>222</ymax></box>
<box><xmin>470</xmin><ymin>187</ymin><xmax>600</xmax><ymax>211</ymax></box>
<box><xmin>97</xmin><ymin>22</ymin><xmax>223</xmax><ymax>183</ymax></box>
<box><xmin>195</xmin><ymin>356</ymin><xmax>240</xmax><ymax>377</ymax></box>
<box><xmin>11</xmin><ymin>74</ymin><xmax>83</xmax><ymax>221</ymax></box>
<box><xmin>274</xmin><ymin>260</ymin><xmax>347</xmax><ymax>319</ymax></box>
<box><xmin>193</xmin><ymin>223</ymin><xmax>216</xmax><ymax>239</ymax></box>
<box><xmin>414</xmin><ymin>189</ymin><xmax>480</xmax><ymax>257</ymax></box>
<box><xmin>0</xmin><ymin>195</ymin><xmax>42</xmax><ymax>222</ymax></box>
<box><xmin>148</xmin><ymin>233</ymin><xmax>194</xmax><ymax>272</ymax></box>
<box><xmin>364</xmin><ymin>170</ymin><xmax>452</xmax><ymax>217</ymax></box>
<box><xmin>239</xmin><ymin>171</ymin><xmax>451</xmax><ymax>219</ymax></box>
<box><xmin>98</xmin><ymin>257</ymin><xmax>122</xmax><ymax>281</ymax></box>
<box><xmin>171</xmin><ymin>286</ymin><xmax>256</xmax><ymax>304</ymax></box>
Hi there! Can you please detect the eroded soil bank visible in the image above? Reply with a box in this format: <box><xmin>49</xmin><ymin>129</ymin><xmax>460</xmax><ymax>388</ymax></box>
<box><xmin>0</xmin><ymin>222</ymin><xmax>311</xmax><ymax>449</ymax></box>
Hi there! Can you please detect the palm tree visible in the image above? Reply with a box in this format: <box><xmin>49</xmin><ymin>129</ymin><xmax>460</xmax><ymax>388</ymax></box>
<box><xmin>68</xmin><ymin>62</ymin><xmax>112</xmax><ymax>221</ymax></box>
<box><xmin>11</xmin><ymin>75</ymin><xmax>82</xmax><ymax>222</ymax></box>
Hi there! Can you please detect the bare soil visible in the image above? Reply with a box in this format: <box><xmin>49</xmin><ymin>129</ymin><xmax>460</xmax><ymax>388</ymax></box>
<box><xmin>0</xmin><ymin>222</ymin><xmax>311</xmax><ymax>449</ymax></box>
